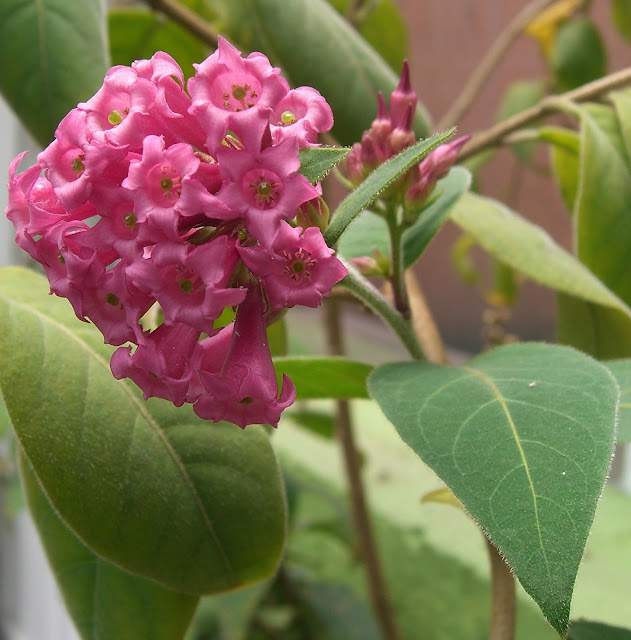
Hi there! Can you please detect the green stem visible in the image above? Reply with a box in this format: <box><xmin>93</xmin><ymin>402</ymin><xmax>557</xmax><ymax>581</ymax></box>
<box><xmin>340</xmin><ymin>259</ymin><xmax>425</xmax><ymax>360</ymax></box>
<box><xmin>387</xmin><ymin>211</ymin><xmax>410</xmax><ymax>319</ymax></box>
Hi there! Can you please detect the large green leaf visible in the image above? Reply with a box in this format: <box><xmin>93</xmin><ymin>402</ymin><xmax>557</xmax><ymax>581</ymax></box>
<box><xmin>273</xmin><ymin>357</ymin><xmax>372</xmax><ymax>399</ymax></box>
<box><xmin>557</xmin><ymin>108</ymin><xmax>631</xmax><ymax>358</ymax></box>
<box><xmin>449</xmin><ymin>192</ymin><xmax>631</xmax><ymax>316</ymax></box>
<box><xmin>108</xmin><ymin>9</ymin><xmax>207</xmax><ymax>79</ymax></box>
<box><xmin>368</xmin><ymin>342</ymin><xmax>618</xmax><ymax>634</ymax></box>
<box><xmin>0</xmin><ymin>0</ymin><xmax>109</xmax><ymax>146</ymax></box>
<box><xmin>604</xmin><ymin>360</ymin><xmax>631</xmax><ymax>442</ymax></box>
<box><xmin>610</xmin><ymin>90</ymin><xmax>631</xmax><ymax>171</ymax></box>
<box><xmin>214</xmin><ymin>0</ymin><xmax>431</xmax><ymax>145</ymax></box>
<box><xmin>325</xmin><ymin>130</ymin><xmax>454</xmax><ymax>246</ymax></box>
<box><xmin>19</xmin><ymin>452</ymin><xmax>198</xmax><ymax>640</ymax></box>
<box><xmin>568</xmin><ymin>619</ymin><xmax>631</xmax><ymax>640</ymax></box>
<box><xmin>0</xmin><ymin>266</ymin><xmax>286</xmax><ymax>595</ymax></box>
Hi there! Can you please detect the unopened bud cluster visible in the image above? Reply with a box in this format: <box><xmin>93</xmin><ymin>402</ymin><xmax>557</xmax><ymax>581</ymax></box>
<box><xmin>6</xmin><ymin>37</ymin><xmax>347</xmax><ymax>428</ymax></box>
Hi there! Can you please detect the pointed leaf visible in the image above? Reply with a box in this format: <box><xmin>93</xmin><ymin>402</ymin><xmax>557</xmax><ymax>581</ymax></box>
<box><xmin>299</xmin><ymin>146</ymin><xmax>350</xmax><ymax>184</ymax></box>
<box><xmin>449</xmin><ymin>192</ymin><xmax>631</xmax><ymax>316</ymax></box>
<box><xmin>540</xmin><ymin>126</ymin><xmax>580</xmax><ymax>213</ymax></box>
<box><xmin>0</xmin><ymin>266</ymin><xmax>286</xmax><ymax>595</ymax></box>
<box><xmin>216</xmin><ymin>0</ymin><xmax>431</xmax><ymax>145</ymax></box>
<box><xmin>603</xmin><ymin>359</ymin><xmax>631</xmax><ymax>442</ymax></box>
<box><xmin>19</xmin><ymin>452</ymin><xmax>198</xmax><ymax>640</ymax></box>
<box><xmin>0</xmin><ymin>0</ymin><xmax>109</xmax><ymax>146</ymax></box>
<box><xmin>273</xmin><ymin>356</ymin><xmax>372</xmax><ymax>399</ymax></box>
<box><xmin>369</xmin><ymin>342</ymin><xmax>618</xmax><ymax>633</ymax></box>
<box><xmin>610</xmin><ymin>89</ymin><xmax>631</xmax><ymax>170</ymax></box>
<box><xmin>325</xmin><ymin>130</ymin><xmax>454</xmax><ymax>246</ymax></box>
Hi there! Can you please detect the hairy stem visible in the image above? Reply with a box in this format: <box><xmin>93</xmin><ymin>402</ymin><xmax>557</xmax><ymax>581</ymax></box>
<box><xmin>485</xmin><ymin>539</ymin><xmax>517</xmax><ymax>640</ymax></box>
<box><xmin>144</xmin><ymin>0</ymin><xmax>219</xmax><ymax>48</ymax></box>
<box><xmin>459</xmin><ymin>66</ymin><xmax>631</xmax><ymax>162</ymax></box>
<box><xmin>324</xmin><ymin>298</ymin><xmax>401</xmax><ymax>640</ymax></box>
<box><xmin>388</xmin><ymin>213</ymin><xmax>410</xmax><ymax>318</ymax></box>
<box><xmin>340</xmin><ymin>260</ymin><xmax>425</xmax><ymax>360</ymax></box>
<box><xmin>437</xmin><ymin>0</ymin><xmax>558</xmax><ymax>130</ymax></box>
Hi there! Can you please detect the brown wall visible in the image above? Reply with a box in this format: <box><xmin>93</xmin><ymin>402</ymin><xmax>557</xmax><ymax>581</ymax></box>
<box><xmin>394</xmin><ymin>0</ymin><xmax>630</xmax><ymax>351</ymax></box>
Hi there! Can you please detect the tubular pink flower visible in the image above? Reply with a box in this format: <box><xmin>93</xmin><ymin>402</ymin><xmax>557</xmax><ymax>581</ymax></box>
<box><xmin>188</xmin><ymin>36</ymin><xmax>289</xmax><ymax>153</ymax></box>
<box><xmin>216</xmin><ymin>137</ymin><xmax>318</xmax><ymax>246</ymax></box>
<box><xmin>126</xmin><ymin>236</ymin><xmax>246</xmax><ymax>333</ymax></box>
<box><xmin>193</xmin><ymin>286</ymin><xmax>296</xmax><ymax>428</ymax></box>
<box><xmin>271</xmin><ymin>87</ymin><xmax>334</xmax><ymax>147</ymax></box>
<box><xmin>238</xmin><ymin>222</ymin><xmax>347</xmax><ymax>310</ymax></box>
<box><xmin>111</xmin><ymin>322</ymin><xmax>201</xmax><ymax>406</ymax></box>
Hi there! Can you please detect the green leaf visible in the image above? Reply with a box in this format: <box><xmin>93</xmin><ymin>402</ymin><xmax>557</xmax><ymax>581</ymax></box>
<box><xmin>287</xmin><ymin>408</ymin><xmax>336</xmax><ymax>439</ymax></box>
<box><xmin>19</xmin><ymin>452</ymin><xmax>198</xmax><ymax>640</ymax></box>
<box><xmin>556</xmin><ymin>295</ymin><xmax>631</xmax><ymax>360</ymax></box>
<box><xmin>297</xmin><ymin>577</ymin><xmax>380</xmax><ymax>640</ymax></box>
<box><xmin>603</xmin><ymin>360</ymin><xmax>631</xmax><ymax>442</ymax></box>
<box><xmin>552</xmin><ymin>18</ymin><xmax>606</xmax><ymax>91</ymax></box>
<box><xmin>216</xmin><ymin>0</ymin><xmax>431</xmax><ymax>145</ymax></box>
<box><xmin>581</xmin><ymin>102</ymin><xmax>630</xmax><ymax>170</ymax></box>
<box><xmin>0</xmin><ymin>266</ymin><xmax>286</xmax><ymax>595</ymax></box>
<box><xmin>108</xmin><ymin>9</ymin><xmax>207</xmax><ymax>79</ymax></box>
<box><xmin>568</xmin><ymin>619</ymin><xmax>631</xmax><ymax>639</ymax></box>
<box><xmin>0</xmin><ymin>389</ymin><xmax>9</xmax><ymax>438</ymax></box>
<box><xmin>402</xmin><ymin>166</ymin><xmax>471</xmax><ymax>267</ymax></box>
<box><xmin>336</xmin><ymin>210</ymin><xmax>391</xmax><ymax>262</ymax></box>
<box><xmin>540</xmin><ymin>126</ymin><xmax>580</xmax><ymax>213</ymax></box>
<box><xmin>274</xmin><ymin>357</ymin><xmax>372</xmax><ymax>399</ymax></box>
<box><xmin>497</xmin><ymin>80</ymin><xmax>545</xmax><ymax>163</ymax></box>
<box><xmin>325</xmin><ymin>130</ymin><xmax>454</xmax><ymax>246</ymax></box>
<box><xmin>449</xmin><ymin>192</ymin><xmax>631</xmax><ymax>316</ymax></box>
<box><xmin>610</xmin><ymin>89</ymin><xmax>631</xmax><ymax>170</ymax></box>
<box><xmin>368</xmin><ymin>342</ymin><xmax>618</xmax><ymax>634</ymax></box>
<box><xmin>611</xmin><ymin>0</ymin><xmax>631</xmax><ymax>42</ymax></box>
<box><xmin>299</xmin><ymin>146</ymin><xmax>351</xmax><ymax>184</ymax></box>
<box><xmin>357</xmin><ymin>0</ymin><xmax>408</xmax><ymax>73</ymax></box>
<box><xmin>0</xmin><ymin>0</ymin><xmax>109</xmax><ymax>146</ymax></box>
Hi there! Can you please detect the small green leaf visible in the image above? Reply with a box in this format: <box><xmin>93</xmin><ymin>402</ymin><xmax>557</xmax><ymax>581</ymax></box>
<box><xmin>287</xmin><ymin>408</ymin><xmax>336</xmax><ymax>439</ymax></box>
<box><xmin>369</xmin><ymin>342</ymin><xmax>618</xmax><ymax>633</ymax></box>
<box><xmin>216</xmin><ymin>0</ymin><xmax>431</xmax><ymax>145</ymax></box>
<box><xmin>611</xmin><ymin>0</ymin><xmax>631</xmax><ymax>42</ymax></box>
<box><xmin>449</xmin><ymin>192</ymin><xmax>631</xmax><ymax>316</ymax></box>
<box><xmin>0</xmin><ymin>266</ymin><xmax>287</xmax><ymax>595</ymax></box>
<box><xmin>325</xmin><ymin>130</ymin><xmax>454</xmax><ymax>246</ymax></box>
<box><xmin>299</xmin><ymin>146</ymin><xmax>350</xmax><ymax>184</ymax></box>
<box><xmin>610</xmin><ymin>89</ymin><xmax>631</xmax><ymax>170</ymax></box>
<box><xmin>274</xmin><ymin>357</ymin><xmax>372</xmax><ymax>399</ymax></box>
<box><xmin>337</xmin><ymin>210</ymin><xmax>390</xmax><ymax>261</ymax></box>
<box><xmin>0</xmin><ymin>0</ymin><xmax>109</xmax><ymax>146</ymax></box>
<box><xmin>108</xmin><ymin>9</ymin><xmax>207</xmax><ymax>79</ymax></box>
<box><xmin>19</xmin><ymin>452</ymin><xmax>198</xmax><ymax>640</ymax></box>
<box><xmin>497</xmin><ymin>80</ymin><xmax>545</xmax><ymax>163</ymax></box>
<box><xmin>603</xmin><ymin>359</ymin><xmax>631</xmax><ymax>442</ymax></box>
<box><xmin>552</xmin><ymin>18</ymin><xmax>606</xmax><ymax>91</ymax></box>
<box><xmin>568</xmin><ymin>619</ymin><xmax>631</xmax><ymax>639</ymax></box>
<box><xmin>402</xmin><ymin>166</ymin><xmax>471</xmax><ymax>267</ymax></box>
<box><xmin>540</xmin><ymin>126</ymin><xmax>580</xmax><ymax>213</ymax></box>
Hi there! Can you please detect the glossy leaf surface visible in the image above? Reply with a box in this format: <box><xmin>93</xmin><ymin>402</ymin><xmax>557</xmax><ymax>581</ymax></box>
<box><xmin>0</xmin><ymin>0</ymin><xmax>109</xmax><ymax>146</ymax></box>
<box><xmin>20</xmin><ymin>453</ymin><xmax>198</xmax><ymax>640</ymax></box>
<box><xmin>369</xmin><ymin>343</ymin><xmax>618</xmax><ymax>633</ymax></box>
<box><xmin>0</xmin><ymin>267</ymin><xmax>286</xmax><ymax>595</ymax></box>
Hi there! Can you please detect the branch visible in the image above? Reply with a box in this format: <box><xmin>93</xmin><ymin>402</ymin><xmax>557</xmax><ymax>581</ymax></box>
<box><xmin>324</xmin><ymin>298</ymin><xmax>401</xmax><ymax>640</ymax></box>
<box><xmin>437</xmin><ymin>0</ymin><xmax>558</xmax><ymax>131</ymax></box>
<box><xmin>144</xmin><ymin>0</ymin><xmax>219</xmax><ymax>48</ymax></box>
<box><xmin>485</xmin><ymin>539</ymin><xmax>516</xmax><ymax>640</ymax></box>
<box><xmin>458</xmin><ymin>66</ymin><xmax>631</xmax><ymax>163</ymax></box>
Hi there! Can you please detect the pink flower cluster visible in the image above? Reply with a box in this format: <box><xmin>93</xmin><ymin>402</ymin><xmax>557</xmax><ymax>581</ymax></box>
<box><xmin>6</xmin><ymin>37</ymin><xmax>347</xmax><ymax>428</ymax></box>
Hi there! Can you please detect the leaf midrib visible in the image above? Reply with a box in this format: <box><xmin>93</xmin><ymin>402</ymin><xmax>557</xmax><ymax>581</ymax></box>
<box><xmin>1</xmin><ymin>293</ymin><xmax>235</xmax><ymax>583</ymax></box>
